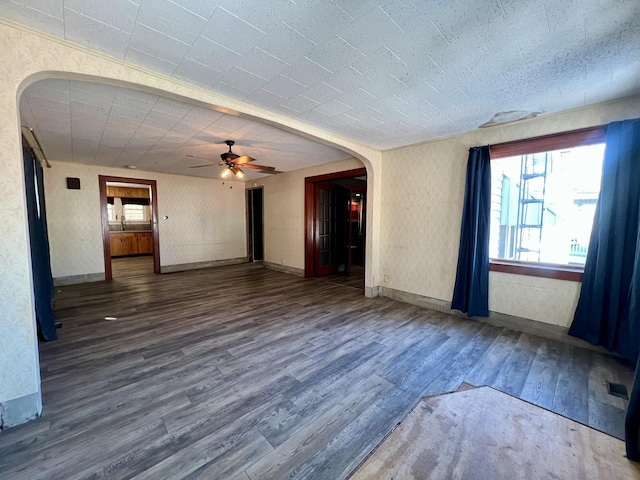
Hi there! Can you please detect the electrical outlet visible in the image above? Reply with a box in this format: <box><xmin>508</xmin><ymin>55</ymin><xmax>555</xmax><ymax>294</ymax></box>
<box><xmin>384</xmin><ymin>275</ymin><xmax>389</xmax><ymax>282</ymax></box>
<box><xmin>281</xmin><ymin>258</ymin><xmax>285</xmax><ymax>264</ymax></box>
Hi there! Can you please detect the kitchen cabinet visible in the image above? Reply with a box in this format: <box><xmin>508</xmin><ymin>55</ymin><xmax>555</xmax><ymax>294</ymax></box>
<box><xmin>106</xmin><ymin>186</ymin><xmax>150</xmax><ymax>199</ymax></box>
<box><xmin>110</xmin><ymin>232</ymin><xmax>154</xmax><ymax>257</ymax></box>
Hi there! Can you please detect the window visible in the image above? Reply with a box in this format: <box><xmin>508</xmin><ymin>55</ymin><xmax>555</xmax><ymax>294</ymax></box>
<box><xmin>123</xmin><ymin>204</ymin><xmax>145</xmax><ymax>221</ymax></box>
<box><xmin>489</xmin><ymin>127</ymin><xmax>606</xmax><ymax>280</ymax></box>
<box><xmin>107</xmin><ymin>203</ymin><xmax>115</xmax><ymax>221</ymax></box>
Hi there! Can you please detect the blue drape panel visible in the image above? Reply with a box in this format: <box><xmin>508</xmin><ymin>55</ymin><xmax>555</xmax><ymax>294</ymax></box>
<box><xmin>566</xmin><ymin>119</ymin><xmax>640</xmax><ymax>460</ymax></box>
<box><xmin>568</xmin><ymin>120</ymin><xmax>640</xmax><ymax>359</ymax></box>
<box><xmin>451</xmin><ymin>146</ymin><xmax>491</xmax><ymax>317</ymax></box>
<box><xmin>23</xmin><ymin>147</ymin><xmax>57</xmax><ymax>341</ymax></box>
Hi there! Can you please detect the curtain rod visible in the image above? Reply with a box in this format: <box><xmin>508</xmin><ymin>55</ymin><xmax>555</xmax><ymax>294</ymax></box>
<box><xmin>21</xmin><ymin>126</ymin><xmax>51</xmax><ymax>168</ymax></box>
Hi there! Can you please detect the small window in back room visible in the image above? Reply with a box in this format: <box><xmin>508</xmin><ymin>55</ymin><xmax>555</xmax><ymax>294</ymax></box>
<box><xmin>489</xmin><ymin>142</ymin><xmax>605</xmax><ymax>267</ymax></box>
<box><xmin>123</xmin><ymin>204</ymin><xmax>145</xmax><ymax>221</ymax></box>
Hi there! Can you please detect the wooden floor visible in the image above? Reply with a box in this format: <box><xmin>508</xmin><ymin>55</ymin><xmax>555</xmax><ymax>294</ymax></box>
<box><xmin>0</xmin><ymin>263</ymin><xmax>634</xmax><ymax>479</ymax></box>
<box><xmin>320</xmin><ymin>265</ymin><xmax>365</xmax><ymax>291</ymax></box>
<box><xmin>353</xmin><ymin>386</ymin><xmax>640</xmax><ymax>479</ymax></box>
<box><xmin>111</xmin><ymin>255</ymin><xmax>154</xmax><ymax>278</ymax></box>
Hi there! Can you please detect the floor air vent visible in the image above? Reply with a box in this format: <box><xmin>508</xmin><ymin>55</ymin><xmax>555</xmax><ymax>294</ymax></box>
<box><xmin>607</xmin><ymin>382</ymin><xmax>629</xmax><ymax>400</ymax></box>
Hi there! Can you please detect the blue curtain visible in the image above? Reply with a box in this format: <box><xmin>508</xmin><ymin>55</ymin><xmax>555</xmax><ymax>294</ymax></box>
<box><xmin>451</xmin><ymin>146</ymin><xmax>491</xmax><ymax>317</ymax></box>
<box><xmin>23</xmin><ymin>147</ymin><xmax>57</xmax><ymax>341</ymax></box>
<box><xmin>567</xmin><ymin>119</ymin><xmax>640</xmax><ymax>459</ymax></box>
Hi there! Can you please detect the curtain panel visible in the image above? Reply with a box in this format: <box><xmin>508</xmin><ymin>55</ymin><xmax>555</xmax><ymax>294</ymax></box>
<box><xmin>566</xmin><ymin>118</ymin><xmax>640</xmax><ymax>460</ymax></box>
<box><xmin>451</xmin><ymin>146</ymin><xmax>491</xmax><ymax>317</ymax></box>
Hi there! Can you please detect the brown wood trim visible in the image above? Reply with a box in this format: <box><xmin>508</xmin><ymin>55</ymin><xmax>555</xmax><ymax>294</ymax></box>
<box><xmin>489</xmin><ymin>126</ymin><xmax>606</xmax><ymax>159</ymax></box>
<box><xmin>99</xmin><ymin>177</ymin><xmax>112</xmax><ymax>280</ymax></box>
<box><xmin>304</xmin><ymin>168</ymin><xmax>367</xmax><ymax>278</ymax></box>
<box><xmin>99</xmin><ymin>175</ymin><xmax>161</xmax><ymax>279</ymax></box>
<box><xmin>490</xmin><ymin>259</ymin><xmax>583</xmax><ymax>282</ymax></box>
<box><xmin>305</xmin><ymin>168</ymin><xmax>367</xmax><ymax>184</ymax></box>
<box><xmin>304</xmin><ymin>181</ymin><xmax>315</xmax><ymax>278</ymax></box>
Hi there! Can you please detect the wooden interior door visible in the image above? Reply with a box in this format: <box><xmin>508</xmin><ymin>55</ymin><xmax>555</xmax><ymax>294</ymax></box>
<box><xmin>315</xmin><ymin>184</ymin><xmax>337</xmax><ymax>276</ymax></box>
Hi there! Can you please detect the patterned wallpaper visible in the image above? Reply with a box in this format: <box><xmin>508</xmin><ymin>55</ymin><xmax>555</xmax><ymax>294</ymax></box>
<box><xmin>44</xmin><ymin>162</ymin><xmax>247</xmax><ymax>278</ymax></box>
<box><xmin>380</xmin><ymin>96</ymin><xmax>640</xmax><ymax>327</ymax></box>
<box><xmin>252</xmin><ymin>157</ymin><xmax>365</xmax><ymax>271</ymax></box>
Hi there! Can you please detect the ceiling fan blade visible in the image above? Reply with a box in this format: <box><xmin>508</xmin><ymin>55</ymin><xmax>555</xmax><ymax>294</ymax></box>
<box><xmin>258</xmin><ymin>170</ymin><xmax>283</xmax><ymax>175</ymax></box>
<box><xmin>240</xmin><ymin>164</ymin><xmax>276</xmax><ymax>171</ymax></box>
<box><xmin>188</xmin><ymin>164</ymin><xmax>218</xmax><ymax>168</ymax></box>
<box><xmin>233</xmin><ymin>155</ymin><xmax>256</xmax><ymax>164</ymax></box>
<box><xmin>186</xmin><ymin>154</ymin><xmax>217</xmax><ymax>161</ymax></box>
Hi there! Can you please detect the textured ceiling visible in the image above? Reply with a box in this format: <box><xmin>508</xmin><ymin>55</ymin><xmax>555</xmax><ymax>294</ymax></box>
<box><xmin>4</xmin><ymin>0</ymin><xmax>640</xmax><ymax>154</ymax></box>
<box><xmin>20</xmin><ymin>80</ymin><xmax>350</xmax><ymax>180</ymax></box>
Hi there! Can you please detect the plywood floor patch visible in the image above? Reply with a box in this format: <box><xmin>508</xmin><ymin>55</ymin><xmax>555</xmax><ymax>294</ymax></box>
<box><xmin>352</xmin><ymin>386</ymin><xmax>640</xmax><ymax>480</ymax></box>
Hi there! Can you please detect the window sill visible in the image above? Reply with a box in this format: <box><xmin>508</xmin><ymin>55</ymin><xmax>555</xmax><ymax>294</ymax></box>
<box><xmin>489</xmin><ymin>260</ymin><xmax>583</xmax><ymax>282</ymax></box>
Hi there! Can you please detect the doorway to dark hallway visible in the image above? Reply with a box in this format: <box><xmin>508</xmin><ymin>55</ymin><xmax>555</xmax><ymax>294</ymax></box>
<box><xmin>304</xmin><ymin>168</ymin><xmax>367</xmax><ymax>288</ymax></box>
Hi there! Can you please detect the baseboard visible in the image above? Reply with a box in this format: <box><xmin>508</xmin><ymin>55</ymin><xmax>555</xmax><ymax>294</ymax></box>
<box><xmin>365</xmin><ymin>286</ymin><xmax>380</xmax><ymax>298</ymax></box>
<box><xmin>0</xmin><ymin>392</ymin><xmax>41</xmax><ymax>429</ymax></box>
<box><xmin>378</xmin><ymin>286</ymin><xmax>611</xmax><ymax>353</ymax></box>
<box><xmin>264</xmin><ymin>261</ymin><xmax>304</xmax><ymax>277</ymax></box>
<box><xmin>53</xmin><ymin>272</ymin><xmax>105</xmax><ymax>286</ymax></box>
<box><xmin>162</xmin><ymin>257</ymin><xmax>247</xmax><ymax>274</ymax></box>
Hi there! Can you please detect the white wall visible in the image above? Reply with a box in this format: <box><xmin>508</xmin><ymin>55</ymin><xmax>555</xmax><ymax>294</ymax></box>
<box><xmin>44</xmin><ymin>162</ymin><xmax>247</xmax><ymax>279</ymax></box>
<box><xmin>250</xmin><ymin>157</ymin><xmax>365</xmax><ymax>271</ymax></box>
<box><xmin>380</xmin><ymin>96</ymin><xmax>640</xmax><ymax>327</ymax></box>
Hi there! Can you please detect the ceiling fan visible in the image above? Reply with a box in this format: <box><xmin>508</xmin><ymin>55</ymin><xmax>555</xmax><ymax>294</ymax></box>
<box><xmin>187</xmin><ymin>140</ymin><xmax>278</xmax><ymax>179</ymax></box>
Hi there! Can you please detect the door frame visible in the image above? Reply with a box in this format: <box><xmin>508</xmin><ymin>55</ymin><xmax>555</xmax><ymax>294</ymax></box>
<box><xmin>99</xmin><ymin>175</ymin><xmax>161</xmax><ymax>279</ymax></box>
<box><xmin>304</xmin><ymin>167</ymin><xmax>367</xmax><ymax>278</ymax></box>
<box><xmin>246</xmin><ymin>186</ymin><xmax>264</xmax><ymax>262</ymax></box>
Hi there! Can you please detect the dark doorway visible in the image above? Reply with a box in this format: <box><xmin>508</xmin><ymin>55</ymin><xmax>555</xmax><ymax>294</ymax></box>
<box><xmin>304</xmin><ymin>168</ymin><xmax>367</xmax><ymax>282</ymax></box>
<box><xmin>247</xmin><ymin>187</ymin><xmax>264</xmax><ymax>262</ymax></box>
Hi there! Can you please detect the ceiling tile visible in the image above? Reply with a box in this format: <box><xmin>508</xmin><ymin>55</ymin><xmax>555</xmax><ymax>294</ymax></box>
<box><xmin>136</xmin><ymin>0</ymin><xmax>207</xmax><ymax>44</ymax></box>
<box><xmin>313</xmin><ymin>99</ymin><xmax>353</xmax><ymax>117</ymax></box>
<box><xmin>173</xmin><ymin>58</ymin><xmax>226</xmax><ymax>88</ymax></box>
<box><xmin>245</xmin><ymin>88</ymin><xmax>285</xmax><ymax>108</ymax></box>
<box><xmin>185</xmin><ymin>35</ymin><xmax>242</xmax><ymax>71</ymax></box>
<box><xmin>200</xmin><ymin>6</ymin><xmax>266</xmax><ymax>56</ymax></box>
<box><xmin>280</xmin><ymin>58</ymin><xmax>334</xmax><ymax>89</ymax></box>
<box><xmin>64</xmin><ymin>0</ymin><xmax>139</xmax><ymax>33</ymax></box>
<box><xmin>262</xmin><ymin>74</ymin><xmax>308</xmax><ymax>98</ymax></box>
<box><xmin>63</xmin><ymin>8</ymin><xmax>130</xmax><ymax>58</ymax></box>
<box><xmin>169</xmin><ymin>0</ymin><xmax>221</xmax><ymax>19</ymax></box>
<box><xmin>237</xmin><ymin>47</ymin><xmax>290</xmax><ymax>82</ymax></box>
<box><xmin>2</xmin><ymin>1</ymin><xmax>63</xmax><ymax>36</ymax></box>
<box><xmin>305</xmin><ymin>35</ymin><xmax>364</xmax><ymax>73</ymax></box>
<box><xmin>278</xmin><ymin>94</ymin><xmax>320</xmax><ymax>114</ymax></box>
<box><xmin>256</xmin><ymin>20</ymin><xmax>318</xmax><ymax>64</ymax></box>
<box><xmin>275</xmin><ymin>1</ymin><xmax>353</xmax><ymax>46</ymax></box>
<box><xmin>128</xmin><ymin>22</ymin><xmax>191</xmax><ymax>64</ymax></box>
<box><xmin>218</xmin><ymin>0</ymin><xmax>290</xmax><ymax>32</ymax></box>
<box><xmin>125</xmin><ymin>47</ymin><xmax>178</xmax><ymax>76</ymax></box>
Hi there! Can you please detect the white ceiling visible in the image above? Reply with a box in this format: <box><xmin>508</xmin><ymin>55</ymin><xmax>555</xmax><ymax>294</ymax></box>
<box><xmin>4</xmin><ymin>0</ymin><xmax>640</xmax><ymax>170</ymax></box>
<box><xmin>20</xmin><ymin>80</ymin><xmax>350</xmax><ymax>180</ymax></box>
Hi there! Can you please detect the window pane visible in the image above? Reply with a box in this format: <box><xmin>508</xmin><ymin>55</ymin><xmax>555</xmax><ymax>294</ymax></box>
<box><xmin>123</xmin><ymin>204</ymin><xmax>145</xmax><ymax>221</ymax></box>
<box><xmin>107</xmin><ymin>204</ymin><xmax>114</xmax><ymax>221</ymax></box>
<box><xmin>490</xmin><ymin>143</ymin><xmax>605</xmax><ymax>266</ymax></box>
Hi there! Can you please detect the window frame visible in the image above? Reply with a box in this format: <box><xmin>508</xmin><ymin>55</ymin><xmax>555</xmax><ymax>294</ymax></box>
<box><xmin>488</xmin><ymin>125</ymin><xmax>606</xmax><ymax>282</ymax></box>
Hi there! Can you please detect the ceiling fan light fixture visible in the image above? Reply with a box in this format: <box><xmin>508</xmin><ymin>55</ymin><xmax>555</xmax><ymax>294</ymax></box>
<box><xmin>233</xmin><ymin>166</ymin><xmax>245</xmax><ymax>178</ymax></box>
<box><xmin>220</xmin><ymin>167</ymin><xmax>232</xmax><ymax>179</ymax></box>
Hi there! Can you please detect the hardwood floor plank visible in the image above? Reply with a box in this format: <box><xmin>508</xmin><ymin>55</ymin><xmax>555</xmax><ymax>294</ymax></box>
<box><xmin>491</xmin><ymin>333</ymin><xmax>542</xmax><ymax>397</ymax></box>
<box><xmin>519</xmin><ymin>339</ymin><xmax>563</xmax><ymax>410</ymax></box>
<box><xmin>552</xmin><ymin>345</ymin><xmax>591</xmax><ymax>425</ymax></box>
<box><xmin>464</xmin><ymin>328</ymin><xmax>521</xmax><ymax>387</ymax></box>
